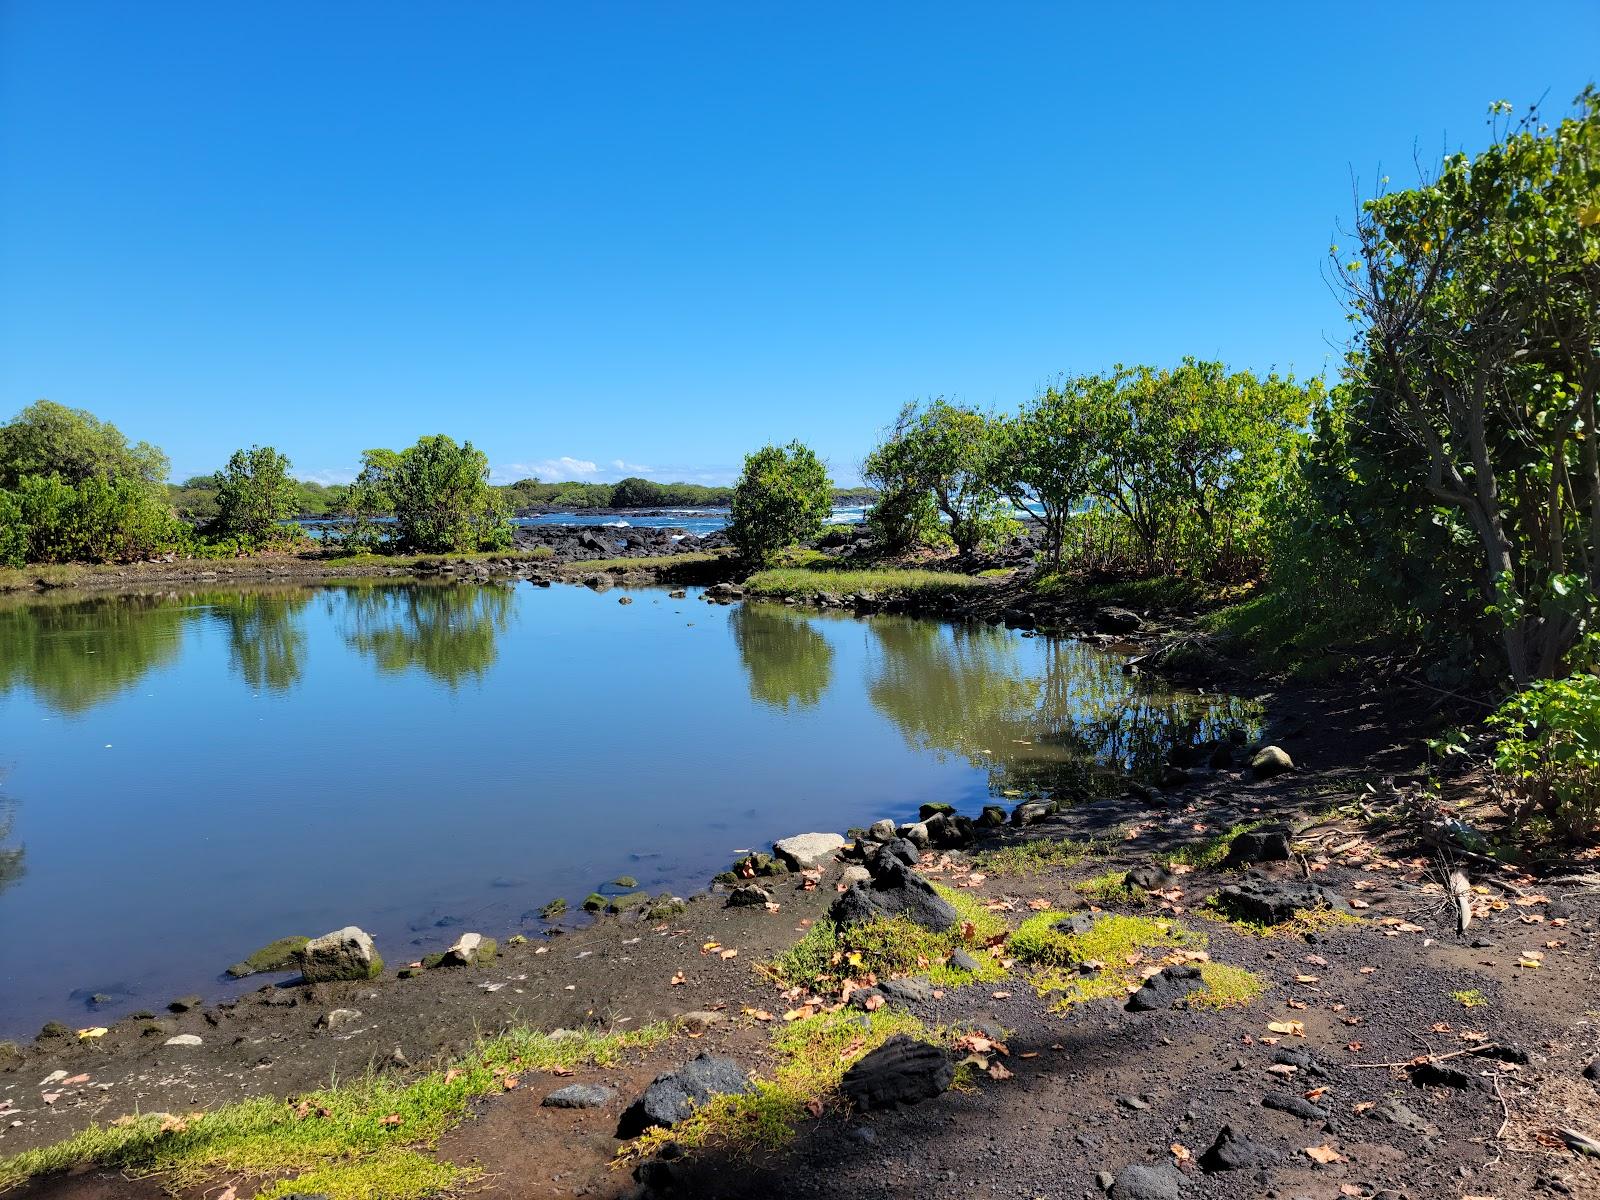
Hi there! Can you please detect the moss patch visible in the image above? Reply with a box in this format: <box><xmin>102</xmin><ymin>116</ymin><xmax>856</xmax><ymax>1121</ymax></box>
<box><xmin>0</xmin><ymin>1024</ymin><xmax>672</xmax><ymax>1197</ymax></box>
<box><xmin>767</xmin><ymin>885</ymin><xmax>1005</xmax><ymax>992</ymax></box>
<box><xmin>1452</xmin><ymin>988</ymin><xmax>1489</xmax><ymax>1008</ymax></box>
<box><xmin>624</xmin><ymin>1008</ymin><xmax>935</xmax><ymax>1162</ymax></box>
<box><xmin>538</xmin><ymin>898</ymin><xmax>567</xmax><ymax>919</ymax></box>
<box><xmin>226</xmin><ymin>936</ymin><xmax>310</xmax><ymax>978</ymax></box>
<box><xmin>743</xmin><ymin>566</ymin><xmax>988</xmax><ymax>602</ymax></box>
<box><xmin>1012</xmin><ymin>912</ymin><xmax>1207</xmax><ymax>1013</ymax></box>
<box><xmin>972</xmin><ymin>837</ymin><xmax>1104</xmax><ymax>878</ymax></box>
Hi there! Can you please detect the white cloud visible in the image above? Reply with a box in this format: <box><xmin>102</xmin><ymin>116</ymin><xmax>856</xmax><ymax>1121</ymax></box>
<box><xmin>295</xmin><ymin>467</ymin><xmax>358</xmax><ymax>486</ymax></box>
<box><xmin>491</xmin><ymin>456</ymin><xmax>600</xmax><ymax>484</ymax></box>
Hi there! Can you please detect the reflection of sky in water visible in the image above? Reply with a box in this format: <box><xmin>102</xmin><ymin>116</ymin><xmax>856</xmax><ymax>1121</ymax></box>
<box><xmin>0</xmin><ymin>582</ymin><xmax>1252</xmax><ymax>1034</ymax></box>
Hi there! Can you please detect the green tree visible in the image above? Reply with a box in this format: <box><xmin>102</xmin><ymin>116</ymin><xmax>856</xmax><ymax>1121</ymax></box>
<box><xmin>986</xmin><ymin>377</ymin><xmax>1101</xmax><ymax>568</ymax></box>
<box><xmin>610</xmin><ymin>477</ymin><xmax>664</xmax><ymax>508</ymax></box>
<box><xmin>212</xmin><ymin>445</ymin><xmax>297</xmax><ymax>545</ymax></box>
<box><xmin>1332</xmin><ymin>90</ymin><xmax>1600</xmax><ymax>683</ymax></box>
<box><xmin>342</xmin><ymin>436</ymin><xmax>510</xmax><ymax>554</ymax></box>
<box><xmin>1076</xmin><ymin>362</ymin><xmax>1317</xmax><ymax>577</ymax></box>
<box><xmin>728</xmin><ymin>441</ymin><xmax>832</xmax><ymax>565</ymax></box>
<box><xmin>863</xmin><ymin>400</ymin><xmax>1015</xmax><ymax>555</ymax></box>
<box><xmin>0</xmin><ymin>400</ymin><xmax>168</xmax><ymax>490</ymax></box>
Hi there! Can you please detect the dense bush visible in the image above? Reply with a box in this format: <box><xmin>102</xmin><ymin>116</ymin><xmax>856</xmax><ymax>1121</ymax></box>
<box><xmin>1489</xmin><ymin>663</ymin><xmax>1600</xmax><ymax>839</ymax></box>
<box><xmin>1</xmin><ymin>473</ymin><xmax>188</xmax><ymax>565</ymax></box>
<box><xmin>211</xmin><ymin>445</ymin><xmax>298</xmax><ymax>545</ymax></box>
<box><xmin>728</xmin><ymin>441</ymin><xmax>832</xmax><ymax>565</ymax></box>
<box><xmin>1300</xmin><ymin>90</ymin><xmax>1600</xmax><ymax>685</ymax></box>
<box><xmin>864</xmin><ymin>400</ymin><xmax>1017</xmax><ymax>555</ymax></box>
<box><xmin>341</xmin><ymin>435</ymin><xmax>511</xmax><ymax>554</ymax></box>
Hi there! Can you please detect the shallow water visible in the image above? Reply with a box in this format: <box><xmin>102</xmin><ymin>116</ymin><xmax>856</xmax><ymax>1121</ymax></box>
<box><xmin>0</xmin><ymin>581</ymin><xmax>1251</xmax><ymax>1034</ymax></box>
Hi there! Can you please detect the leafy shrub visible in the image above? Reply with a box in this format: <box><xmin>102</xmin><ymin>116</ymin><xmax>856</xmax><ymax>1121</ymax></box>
<box><xmin>728</xmin><ymin>441</ymin><xmax>832</xmax><ymax>565</ymax></box>
<box><xmin>211</xmin><ymin>445</ymin><xmax>298</xmax><ymax>545</ymax></box>
<box><xmin>1489</xmin><ymin>668</ymin><xmax>1600</xmax><ymax>838</ymax></box>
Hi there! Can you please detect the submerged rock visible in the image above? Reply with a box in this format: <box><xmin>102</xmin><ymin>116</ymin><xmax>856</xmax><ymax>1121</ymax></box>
<box><xmin>840</xmin><ymin>1035</ymin><xmax>952</xmax><ymax>1110</ymax></box>
<box><xmin>299</xmin><ymin>927</ymin><xmax>383</xmax><ymax>983</ymax></box>
<box><xmin>618</xmin><ymin>1054</ymin><xmax>753</xmax><ymax>1135</ymax></box>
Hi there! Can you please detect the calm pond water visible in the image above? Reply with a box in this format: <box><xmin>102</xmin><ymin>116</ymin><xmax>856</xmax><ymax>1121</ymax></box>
<box><xmin>0</xmin><ymin>581</ymin><xmax>1252</xmax><ymax>1034</ymax></box>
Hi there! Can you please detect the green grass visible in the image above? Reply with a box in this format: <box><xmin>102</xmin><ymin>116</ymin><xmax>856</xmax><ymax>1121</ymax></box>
<box><xmin>558</xmin><ymin>550</ymin><xmax>725</xmax><ymax>573</ymax></box>
<box><xmin>766</xmin><ymin>884</ymin><xmax>1006</xmax><ymax>991</ymax></box>
<box><xmin>1075</xmin><ymin>869</ymin><xmax>1148</xmax><ymax>907</ymax></box>
<box><xmin>1191</xmin><ymin>961</ymin><xmax>1269</xmax><ymax>1009</ymax></box>
<box><xmin>973</xmin><ymin>836</ymin><xmax>1104</xmax><ymax>878</ymax></box>
<box><xmin>0</xmin><ymin>1024</ymin><xmax>672</xmax><ymax>1198</ymax></box>
<box><xmin>1451</xmin><ymin>988</ymin><xmax>1489</xmax><ymax>1008</ymax></box>
<box><xmin>624</xmin><ymin>1008</ymin><xmax>938</xmax><ymax>1162</ymax></box>
<box><xmin>743</xmin><ymin>565</ymin><xmax>988</xmax><ymax>602</ymax></box>
<box><xmin>1009</xmin><ymin>911</ymin><xmax>1199</xmax><ymax>969</ymax></box>
<box><xmin>1154</xmin><ymin>820</ymin><xmax>1268</xmax><ymax>872</ymax></box>
<box><xmin>1200</xmin><ymin>895</ymin><xmax>1363</xmax><ymax>938</ymax></box>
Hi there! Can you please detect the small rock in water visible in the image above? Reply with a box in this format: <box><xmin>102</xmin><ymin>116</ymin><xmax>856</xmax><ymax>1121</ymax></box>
<box><xmin>167</xmin><ymin>995</ymin><xmax>203</xmax><ymax>1013</ymax></box>
<box><xmin>299</xmin><ymin>927</ymin><xmax>384</xmax><ymax>983</ymax></box>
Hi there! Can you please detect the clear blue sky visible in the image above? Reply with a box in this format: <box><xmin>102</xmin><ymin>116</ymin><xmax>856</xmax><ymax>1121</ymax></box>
<box><xmin>2</xmin><ymin>3</ymin><xmax>1595</xmax><ymax>487</ymax></box>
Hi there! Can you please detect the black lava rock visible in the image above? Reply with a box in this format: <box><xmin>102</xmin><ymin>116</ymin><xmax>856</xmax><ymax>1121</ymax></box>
<box><xmin>1126</xmin><ymin>964</ymin><xmax>1204</xmax><ymax>1012</ymax></box>
<box><xmin>1212</xmin><ymin>878</ymin><xmax>1351</xmax><ymax>925</ymax></box>
<box><xmin>1219</xmin><ymin>824</ymin><xmax>1293</xmax><ymax>868</ymax></box>
<box><xmin>831</xmin><ymin>860</ymin><xmax>958</xmax><ymax>932</ymax></box>
<box><xmin>617</xmin><ymin>1055</ymin><xmax>753</xmax><ymax>1136</ymax></box>
<box><xmin>840</xmin><ymin>1035</ymin><xmax>953</xmax><ymax>1110</ymax></box>
<box><xmin>1200</xmin><ymin>1123</ymin><xmax>1277</xmax><ymax>1171</ymax></box>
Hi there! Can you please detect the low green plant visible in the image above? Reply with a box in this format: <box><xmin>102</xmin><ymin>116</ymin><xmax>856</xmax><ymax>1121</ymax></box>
<box><xmin>1200</xmin><ymin>895</ymin><xmax>1362</xmax><ymax>938</ymax></box>
<box><xmin>625</xmin><ymin>1008</ymin><xmax>935</xmax><ymax>1162</ymax></box>
<box><xmin>0</xmin><ymin>1024</ymin><xmax>671</xmax><ymax>1197</ymax></box>
<box><xmin>1191</xmin><ymin>961</ymin><xmax>1268</xmax><ymax>1009</ymax></box>
<box><xmin>1488</xmin><ymin>666</ymin><xmax>1600</xmax><ymax>839</ymax></box>
<box><xmin>743</xmin><ymin>565</ymin><xmax>987</xmax><ymax>602</ymax></box>
<box><xmin>1451</xmin><ymin>988</ymin><xmax>1489</xmax><ymax>1008</ymax></box>
<box><xmin>1009</xmin><ymin>911</ymin><xmax>1199</xmax><ymax>969</ymax></box>
<box><xmin>1155</xmin><ymin>820</ymin><xmax>1267</xmax><ymax>871</ymax></box>
<box><xmin>973</xmin><ymin>836</ymin><xmax>1103</xmax><ymax>877</ymax></box>
<box><xmin>767</xmin><ymin>884</ymin><xmax>1004</xmax><ymax>991</ymax></box>
<box><xmin>1075</xmin><ymin>869</ymin><xmax>1147</xmax><ymax>907</ymax></box>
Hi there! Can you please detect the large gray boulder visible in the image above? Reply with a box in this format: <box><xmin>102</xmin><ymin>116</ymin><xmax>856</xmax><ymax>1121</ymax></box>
<box><xmin>298</xmin><ymin>926</ymin><xmax>383</xmax><ymax>982</ymax></box>
<box><xmin>772</xmin><ymin>832</ymin><xmax>846</xmax><ymax>870</ymax></box>
<box><xmin>617</xmin><ymin>1054</ymin><xmax>752</xmax><ymax>1135</ymax></box>
<box><xmin>1250</xmin><ymin>745</ymin><xmax>1294</xmax><ymax>777</ymax></box>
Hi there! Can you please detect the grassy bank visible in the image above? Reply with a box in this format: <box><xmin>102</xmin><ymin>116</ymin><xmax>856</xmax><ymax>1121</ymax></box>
<box><xmin>0</xmin><ymin>1023</ymin><xmax>671</xmax><ymax>1200</ymax></box>
<box><xmin>744</xmin><ymin>564</ymin><xmax>995</xmax><ymax>603</ymax></box>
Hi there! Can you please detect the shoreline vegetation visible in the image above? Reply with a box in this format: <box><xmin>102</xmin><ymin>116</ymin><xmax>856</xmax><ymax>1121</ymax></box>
<box><xmin>2</xmin><ymin>92</ymin><xmax>1599</xmax><ymax>1199</ymax></box>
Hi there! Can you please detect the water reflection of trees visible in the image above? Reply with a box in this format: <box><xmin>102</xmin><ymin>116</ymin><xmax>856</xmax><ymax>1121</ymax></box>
<box><xmin>865</xmin><ymin>619</ymin><xmax>1256</xmax><ymax>797</ymax></box>
<box><xmin>339</xmin><ymin>583</ymin><xmax>515</xmax><ymax>687</ymax></box>
<box><xmin>0</xmin><ymin>804</ymin><xmax>24</xmax><ymax>898</ymax></box>
<box><xmin>732</xmin><ymin>604</ymin><xmax>835</xmax><ymax>711</ymax></box>
<box><xmin>207</xmin><ymin>591</ymin><xmax>312</xmax><ymax>692</ymax></box>
<box><xmin>0</xmin><ymin>594</ymin><xmax>187</xmax><ymax>715</ymax></box>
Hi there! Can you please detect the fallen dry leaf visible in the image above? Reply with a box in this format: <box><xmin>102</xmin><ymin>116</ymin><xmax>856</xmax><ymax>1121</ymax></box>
<box><xmin>670</xmin><ymin>971</ymin><xmax>687</xmax><ymax>986</ymax></box>
<box><xmin>380</xmin><ymin>1113</ymin><xmax>403</xmax><ymax>1127</ymax></box>
<box><xmin>1305</xmin><ymin>1143</ymin><xmax>1345</xmax><ymax>1164</ymax></box>
<box><xmin>1268</xmin><ymin>1020</ymin><xmax>1307</xmax><ymax>1038</ymax></box>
